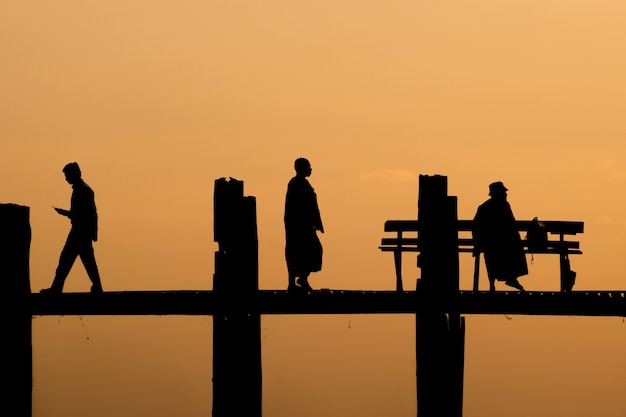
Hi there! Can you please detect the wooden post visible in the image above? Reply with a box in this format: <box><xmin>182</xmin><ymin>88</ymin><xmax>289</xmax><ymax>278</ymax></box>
<box><xmin>415</xmin><ymin>175</ymin><xmax>465</xmax><ymax>417</ymax></box>
<box><xmin>0</xmin><ymin>204</ymin><xmax>32</xmax><ymax>417</ymax></box>
<box><xmin>212</xmin><ymin>178</ymin><xmax>262</xmax><ymax>417</ymax></box>
<box><xmin>472</xmin><ymin>255</ymin><xmax>480</xmax><ymax>292</ymax></box>
<box><xmin>395</xmin><ymin>230</ymin><xmax>403</xmax><ymax>292</ymax></box>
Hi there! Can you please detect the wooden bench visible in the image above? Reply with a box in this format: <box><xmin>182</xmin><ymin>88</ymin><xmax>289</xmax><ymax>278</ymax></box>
<box><xmin>380</xmin><ymin>220</ymin><xmax>584</xmax><ymax>292</ymax></box>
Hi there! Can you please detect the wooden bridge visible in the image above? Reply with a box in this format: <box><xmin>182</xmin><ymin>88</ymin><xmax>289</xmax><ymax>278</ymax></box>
<box><xmin>2</xmin><ymin>175</ymin><xmax>625</xmax><ymax>417</ymax></box>
<box><xmin>25</xmin><ymin>289</ymin><xmax>626</xmax><ymax>317</ymax></box>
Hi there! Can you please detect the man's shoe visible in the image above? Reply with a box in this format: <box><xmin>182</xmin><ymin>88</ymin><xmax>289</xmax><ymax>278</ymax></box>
<box><xmin>296</xmin><ymin>278</ymin><xmax>313</xmax><ymax>292</ymax></box>
<box><xmin>40</xmin><ymin>288</ymin><xmax>61</xmax><ymax>295</ymax></box>
<box><xmin>288</xmin><ymin>284</ymin><xmax>304</xmax><ymax>293</ymax></box>
<box><xmin>505</xmin><ymin>280</ymin><xmax>525</xmax><ymax>292</ymax></box>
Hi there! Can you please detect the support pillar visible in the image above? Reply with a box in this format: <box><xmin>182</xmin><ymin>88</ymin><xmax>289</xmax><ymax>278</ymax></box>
<box><xmin>212</xmin><ymin>178</ymin><xmax>262</xmax><ymax>417</ymax></box>
<box><xmin>415</xmin><ymin>175</ymin><xmax>465</xmax><ymax>417</ymax></box>
<box><xmin>0</xmin><ymin>204</ymin><xmax>32</xmax><ymax>417</ymax></box>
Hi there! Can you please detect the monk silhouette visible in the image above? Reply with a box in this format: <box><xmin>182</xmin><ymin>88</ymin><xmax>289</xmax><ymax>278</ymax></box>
<box><xmin>472</xmin><ymin>181</ymin><xmax>527</xmax><ymax>292</ymax></box>
<box><xmin>284</xmin><ymin>158</ymin><xmax>324</xmax><ymax>292</ymax></box>
<box><xmin>41</xmin><ymin>162</ymin><xmax>103</xmax><ymax>294</ymax></box>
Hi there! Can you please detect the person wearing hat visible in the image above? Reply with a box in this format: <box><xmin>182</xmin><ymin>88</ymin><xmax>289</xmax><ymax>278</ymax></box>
<box><xmin>472</xmin><ymin>181</ymin><xmax>528</xmax><ymax>292</ymax></box>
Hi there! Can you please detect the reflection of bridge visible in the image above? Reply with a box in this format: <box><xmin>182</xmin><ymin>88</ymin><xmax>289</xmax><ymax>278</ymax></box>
<box><xmin>3</xmin><ymin>175</ymin><xmax>626</xmax><ymax>417</ymax></box>
<box><xmin>28</xmin><ymin>289</ymin><xmax>626</xmax><ymax>316</ymax></box>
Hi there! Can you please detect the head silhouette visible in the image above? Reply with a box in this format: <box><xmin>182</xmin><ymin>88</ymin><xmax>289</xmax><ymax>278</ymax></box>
<box><xmin>63</xmin><ymin>162</ymin><xmax>82</xmax><ymax>185</ymax></box>
<box><xmin>294</xmin><ymin>158</ymin><xmax>312</xmax><ymax>177</ymax></box>
<box><xmin>488</xmin><ymin>181</ymin><xmax>508</xmax><ymax>199</ymax></box>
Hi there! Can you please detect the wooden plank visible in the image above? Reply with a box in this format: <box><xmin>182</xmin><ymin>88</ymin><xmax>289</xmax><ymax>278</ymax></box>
<box><xmin>384</xmin><ymin>220</ymin><xmax>420</xmax><ymax>232</ymax></box>
<box><xmin>380</xmin><ymin>237</ymin><xmax>419</xmax><ymax>246</ymax></box>
<box><xmin>28</xmin><ymin>290</ymin><xmax>626</xmax><ymax>317</ymax></box>
<box><xmin>386</xmin><ymin>219</ymin><xmax>584</xmax><ymax>234</ymax></box>
<box><xmin>458</xmin><ymin>248</ymin><xmax>582</xmax><ymax>254</ymax></box>
<box><xmin>528</xmin><ymin>220</ymin><xmax>584</xmax><ymax>235</ymax></box>
<box><xmin>381</xmin><ymin>247</ymin><xmax>582</xmax><ymax>254</ymax></box>
<box><xmin>381</xmin><ymin>238</ymin><xmax>580</xmax><ymax>249</ymax></box>
<box><xmin>379</xmin><ymin>246</ymin><xmax>421</xmax><ymax>252</ymax></box>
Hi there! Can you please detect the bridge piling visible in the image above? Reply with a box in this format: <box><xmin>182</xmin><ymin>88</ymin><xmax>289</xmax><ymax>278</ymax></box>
<box><xmin>212</xmin><ymin>178</ymin><xmax>262</xmax><ymax>417</ymax></box>
<box><xmin>1</xmin><ymin>204</ymin><xmax>32</xmax><ymax>417</ymax></box>
<box><xmin>416</xmin><ymin>175</ymin><xmax>465</xmax><ymax>417</ymax></box>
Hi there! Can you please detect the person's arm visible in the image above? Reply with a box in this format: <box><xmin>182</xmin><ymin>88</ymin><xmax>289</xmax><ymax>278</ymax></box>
<box><xmin>472</xmin><ymin>208</ymin><xmax>483</xmax><ymax>256</ymax></box>
<box><xmin>312</xmin><ymin>193</ymin><xmax>323</xmax><ymax>233</ymax></box>
<box><xmin>53</xmin><ymin>207</ymin><xmax>70</xmax><ymax>217</ymax></box>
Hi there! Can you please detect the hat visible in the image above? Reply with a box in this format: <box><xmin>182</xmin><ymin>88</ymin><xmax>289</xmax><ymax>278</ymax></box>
<box><xmin>488</xmin><ymin>181</ymin><xmax>508</xmax><ymax>195</ymax></box>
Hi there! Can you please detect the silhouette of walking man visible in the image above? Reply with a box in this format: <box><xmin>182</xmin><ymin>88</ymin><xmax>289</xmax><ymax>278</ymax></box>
<box><xmin>472</xmin><ymin>181</ymin><xmax>527</xmax><ymax>292</ymax></box>
<box><xmin>41</xmin><ymin>162</ymin><xmax>103</xmax><ymax>294</ymax></box>
<box><xmin>285</xmin><ymin>158</ymin><xmax>324</xmax><ymax>292</ymax></box>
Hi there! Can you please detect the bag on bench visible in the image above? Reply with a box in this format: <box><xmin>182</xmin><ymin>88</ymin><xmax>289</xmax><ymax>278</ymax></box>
<box><xmin>561</xmin><ymin>256</ymin><xmax>577</xmax><ymax>292</ymax></box>
<box><xmin>526</xmin><ymin>217</ymin><xmax>548</xmax><ymax>252</ymax></box>
<box><xmin>526</xmin><ymin>217</ymin><xmax>548</xmax><ymax>263</ymax></box>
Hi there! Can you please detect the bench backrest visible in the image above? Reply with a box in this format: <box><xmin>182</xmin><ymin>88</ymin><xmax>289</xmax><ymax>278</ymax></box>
<box><xmin>384</xmin><ymin>220</ymin><xmax>583</xmax><ymax>235</ymax></box>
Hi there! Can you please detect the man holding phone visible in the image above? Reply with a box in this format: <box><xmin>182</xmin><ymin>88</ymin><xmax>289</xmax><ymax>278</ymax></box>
<box><xmin>41</xmin><ymin>162</ymin><xmax>103</xmax><ymax>294</ymax></box>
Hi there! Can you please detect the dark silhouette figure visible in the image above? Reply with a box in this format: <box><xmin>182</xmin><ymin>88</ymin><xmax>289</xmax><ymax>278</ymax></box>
<box><xmin>41</xmin><ymin>162</ymin><xmax>103</xmax><ymax>294</ymax></box>
<box><xmin>284</xmin><ymin>158</ymin><xmax>324</xmax><ymax>292</ymax></box>
<box><xmin>472</xmin><ymin>181</ymin><xmax>527</xmax><ymax>292</ymax></box>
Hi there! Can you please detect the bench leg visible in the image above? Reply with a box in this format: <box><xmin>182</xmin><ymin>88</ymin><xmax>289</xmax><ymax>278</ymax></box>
<box><xmin>472</xmin><ymin>254</ymin><xmax>480</xmax><ymax>292</ymax></box>
<box><xmin>394</xmin><ymin>250</ymin><xmax>403</xmax><ymax>292</ymax></box>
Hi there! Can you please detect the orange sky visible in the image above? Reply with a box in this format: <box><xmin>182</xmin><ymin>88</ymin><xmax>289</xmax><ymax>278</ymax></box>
<box><xmin>2</xmin><ymin>1</ymin><xmax>626</xmax><ymax>416</ymax></box>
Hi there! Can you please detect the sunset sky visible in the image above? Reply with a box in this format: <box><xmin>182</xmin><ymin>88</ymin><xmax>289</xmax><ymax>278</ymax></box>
<box><xmin>2</xmin><ymin>1</ymin><xmax>625</xmax><ymax>416</ymax></box>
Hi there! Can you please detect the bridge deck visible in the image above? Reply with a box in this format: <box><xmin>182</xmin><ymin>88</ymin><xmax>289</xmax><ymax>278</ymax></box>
<box><xmin>24</xmin><ymin>290</ymin><xmax>626</xmax><ymax>317</ymax></box>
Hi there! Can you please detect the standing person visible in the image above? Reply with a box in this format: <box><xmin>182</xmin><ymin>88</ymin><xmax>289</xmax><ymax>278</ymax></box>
<box><xmin>472</xmin><ymin>181</ymin><xmax>527</xmax><ymax>292</ymax></box>
<box><xmin>284</xmin><ymin>158</ymin><xmax>324</xmax><ymax>292</ymax></box>
<box><xmin>41</xmin><ymin>162</ymin><xmax>103</xmax><ymax>294</ymax></box>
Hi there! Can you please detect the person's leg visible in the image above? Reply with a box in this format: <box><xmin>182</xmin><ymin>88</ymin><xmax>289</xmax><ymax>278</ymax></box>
<box><xmin>286</xmin><ymin>245</ymin><xmax>298</xmax><ymax>291</ymax></box>
<box><xmin>489</xmin><ymin>277</ymin><xmax>496</xmax><ymax>293</ymax></box>
<box><xmin>79</xmin><ymin>241</ymin><xmax>102</xmax><ymax>293</ymax></box>
<box><xmin>296</xmin><ymin>273</ymin><xmax>313</xmax><ymax>291</ymax></box>
<box><xmin>288</xmin><ymin>272</ymin><xmax>298</xmax><ymax>291</ymax></box>
<box><xmin>43</xmin><ymin>233</ymin><xmax>79</xmax><ymax>293</ymax></box>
